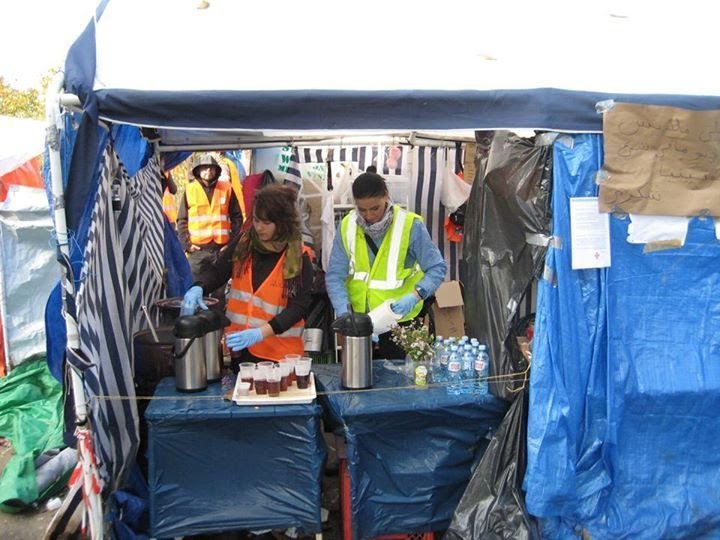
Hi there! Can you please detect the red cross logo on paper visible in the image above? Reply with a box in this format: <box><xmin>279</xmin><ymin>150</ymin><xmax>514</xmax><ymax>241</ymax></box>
<box><xmin>594</xmin><ymin>251</ymin><xmax>600</xmax><ymax>259</ymax></box>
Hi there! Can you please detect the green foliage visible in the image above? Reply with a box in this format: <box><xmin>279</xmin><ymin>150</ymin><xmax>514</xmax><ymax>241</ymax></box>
<box><xmin>0</xmin><ymin>68</ymin><xmax>58</xmax><ymax>120</ymax></box>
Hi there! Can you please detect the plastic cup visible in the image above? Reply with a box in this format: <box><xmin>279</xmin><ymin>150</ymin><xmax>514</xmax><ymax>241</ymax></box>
<box><xmin>279</xmin><ymin>362</ymin><xmax>292</xmax><ymax>391</ymax></box>
<box><xmin>266</xmin><ymin>365</ymin><xmax>282</xmax><ymax>397</ymax></box>
<box><xmin>295</xmin><ymin>357</ymin><xmax>312</xmax><ymax>389</ymax></box>
<box><xmin>239</xmin><ymin>362</ymin><xmax>255</xmax><ymax>391</ymax></box>
<box><xmin>284</xmin><ymin>354</ymin><xmax>300</xmax><ymax>384</ymax></box>
<box><xmin>254</xmin><ymin>366</ymin><xmax>268</xmax><ymax>395</ymax></box>
<box><xmin>232</xmin><ymin>380</ymin><xmax>251</xmax><ymax>400</ymax></box>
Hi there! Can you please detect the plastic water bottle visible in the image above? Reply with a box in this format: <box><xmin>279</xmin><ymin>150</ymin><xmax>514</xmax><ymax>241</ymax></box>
<box><xmin>475</xmin><ymin>345</ymin><xmax>490</xmax><ymax>395</ymax></box>
<box><xmin>461</xmin><ymin>344</ymin><xmax>475</xmax><ymax>394</ymax></box>
<box><xmin>431</xmin><ymin>336</ymin><xmax>444</xmax><ymax>382</ymax></box>
<box><xmin>447</xmin><ymin>345</ymin><xmax>462</xmax><ymax>395</ymax></box>
<box><xmin>436</xmin><ymin>339</ymin><xmax>451</xmax><ymax>383</ymax></box>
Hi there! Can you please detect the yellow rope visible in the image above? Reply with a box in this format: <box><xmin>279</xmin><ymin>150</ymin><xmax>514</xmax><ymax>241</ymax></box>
<box><xmin>90</xmin><ymin>369</ymin><xmax>531</xmax><ymax>403</ymax></box>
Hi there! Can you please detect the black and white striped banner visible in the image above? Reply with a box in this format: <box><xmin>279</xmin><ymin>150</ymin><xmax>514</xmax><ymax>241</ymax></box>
<box><xmin>295</xmin><ymin>145</ymin><xmax>408</xmax><ymax>176</ymax></box>
<box><xmin>410</xmin><ymin>146</ymin><xmax>463</xmax><ymax>281</ymax></box>
<box><xmin>296</xmin><ymin>146</ymin><xmax>332</xmax><ymax>165</ymax></box>
<box><xmin>72</xmin><ymin>149</ymin><xmax>165</xmax><ymax>493</ymax></box>
<box><xmin>332</xmin><ymin>146</ymin><xmax>378</xmax><ymax>173</ymax></box>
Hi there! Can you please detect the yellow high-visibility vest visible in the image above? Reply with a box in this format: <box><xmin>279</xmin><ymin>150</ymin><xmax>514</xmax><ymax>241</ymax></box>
<box><xmin>185</xmin><ymin>181</ymin><xmax>232</xmax><ymax>245</ymax></box>
<box><xmin>341</xmin><ymin>205</ymin><xmax>424</xmax><ymax>321</ymax></box>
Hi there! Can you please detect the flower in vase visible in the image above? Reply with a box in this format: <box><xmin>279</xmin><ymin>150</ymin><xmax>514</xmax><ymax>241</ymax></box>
<box><xmin>390</xmin><ymin>320</ymin><xmax>435</xmax><ymax>363</ymax></box>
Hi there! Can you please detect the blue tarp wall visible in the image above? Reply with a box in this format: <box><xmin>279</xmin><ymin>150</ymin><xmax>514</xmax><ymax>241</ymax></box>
<box><xmin>525</xmin><ymin>134</ymin><xmax>720</xmax><ymax>539</ymax></box>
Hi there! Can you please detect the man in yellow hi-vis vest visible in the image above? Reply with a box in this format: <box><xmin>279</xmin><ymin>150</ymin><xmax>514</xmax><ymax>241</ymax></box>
<box><xmin>326</xmin><ymin>171</ymin><xmax>447</xmax><ymax>359</ymax></box>
<box><xmin>177</xmin><ymin>154</ymin><xmax>243</xmax><ymax>306</ymax></box>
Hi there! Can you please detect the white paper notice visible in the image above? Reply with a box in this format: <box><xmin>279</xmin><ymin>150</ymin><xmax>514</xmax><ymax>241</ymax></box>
<box><xmin>569</xmin><ymin>197</ymin><xmax>611</xmax><ymax>270</ymax></box>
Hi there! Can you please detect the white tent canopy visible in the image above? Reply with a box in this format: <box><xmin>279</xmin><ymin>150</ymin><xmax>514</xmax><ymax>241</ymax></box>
<box><xmin>63</xmin><ymin>0</ymin><xmax>720</xmax><ymax>141</ymax></box>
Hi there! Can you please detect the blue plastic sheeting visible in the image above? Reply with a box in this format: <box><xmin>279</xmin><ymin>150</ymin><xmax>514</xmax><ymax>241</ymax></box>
<box><xmin>525</xmin><ymin>134</ymin><xmax>720</xmax><ymax>538</ymax></box>
<box><xmin>145</xmin><ymin>378</ymin><xmax>327</xmax><ymax>538</ymax></box>
<box><xmin>314</xmin><ymin>362</ymin><xmax>507</xmax><ymax>540</ymax></box>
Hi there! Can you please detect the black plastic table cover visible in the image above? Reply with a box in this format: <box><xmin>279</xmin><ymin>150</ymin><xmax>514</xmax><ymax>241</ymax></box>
<box><xmin>314</xmin><ymin>361</ymin><xmax>508</xmax><ymax>539</ymax></box>
<box><xmin>145</xmin><ymin>377</ymin><xmax>327</xmax><ymax>538</ymax></box>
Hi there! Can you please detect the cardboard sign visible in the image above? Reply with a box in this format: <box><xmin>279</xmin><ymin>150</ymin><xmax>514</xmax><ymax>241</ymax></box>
<box><xmin>599</xmin><ymin>103</ymin><xmax>720</xmax><ymax>216</ymax></box>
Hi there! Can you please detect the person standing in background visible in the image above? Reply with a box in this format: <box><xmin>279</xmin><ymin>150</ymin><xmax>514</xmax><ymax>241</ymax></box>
<box><xmin>176</xmin><ymin>153</ymin><xmax>243</xmax><ymax>308</ymax></box>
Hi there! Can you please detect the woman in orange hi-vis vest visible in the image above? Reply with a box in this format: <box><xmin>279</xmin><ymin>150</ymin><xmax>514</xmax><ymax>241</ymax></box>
<box><xmin>180</xmin><ymin>184</ymin><xmax>314</xmax><ymax>370</ymax></box>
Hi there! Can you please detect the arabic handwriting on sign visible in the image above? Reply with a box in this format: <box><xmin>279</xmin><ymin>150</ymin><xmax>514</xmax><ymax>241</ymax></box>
<box><xmin>617</xmin><ymin>115</ymin><xmax>689</xmax><ymax>137</ymax></box>
<box><xmin>658</xmin><ymin>168</ymin><xmax>717</xmax><ymax>183</ymax></box>
<box><xmin>605</xmin><ymin>185</ymin><xmax>662</xmax><ymax>209</ymax></box>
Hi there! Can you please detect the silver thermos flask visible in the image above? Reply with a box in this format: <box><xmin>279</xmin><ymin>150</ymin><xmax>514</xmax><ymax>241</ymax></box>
<box><xmin>173</xmin><ymin>315</ymin><xmax>208</xmax><ymax>392</ymax></box>
<box><xmin>333</xmin><ymin>312</ymin><xmax>374</xmax><ymax>389</ymax></box>
<box><xmin>196</xmin><ymin>309</ymin><xmax>230</xmax><ymax>383</ymax></box>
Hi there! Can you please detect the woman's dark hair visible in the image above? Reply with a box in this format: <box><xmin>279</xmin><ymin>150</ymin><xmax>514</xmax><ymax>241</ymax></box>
<box><xmin>253</xmin><ymin>183</ymin><xmax>300</xmax><ymax>239</ymax></box>
<box><xmin>352</xmin><ymin>172</ymin><xmax>388</xmax><ymax>200</ymax></box>
<box><xmin>233</xmin><ymin>184</ymin><xmax>300</xmax><ymax>273</ymax></box>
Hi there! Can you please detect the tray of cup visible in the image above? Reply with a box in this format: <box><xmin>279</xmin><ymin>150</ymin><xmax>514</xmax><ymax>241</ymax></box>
<box><xmin>228</xmin><ymin>372</ymin><xmax>316</xmax><ymax>405</ymax></box>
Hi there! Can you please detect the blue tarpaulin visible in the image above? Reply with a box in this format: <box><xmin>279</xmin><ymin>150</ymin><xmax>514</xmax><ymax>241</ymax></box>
<box><xmin>525</xmin><ymin>134</ymin><xmax>720</xmax><ymax>538</ymax></box>
<box><xmin>145</xmin><ymin>378</ymin><xmax>327</xmax><ymax>538</ymax></box>
<box><xmin>315</xmin><ymin>362</ymin><xmax>507</xmax><ymax>539</ymax></box>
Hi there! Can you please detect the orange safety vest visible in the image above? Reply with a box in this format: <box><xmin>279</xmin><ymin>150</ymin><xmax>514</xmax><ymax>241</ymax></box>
<box><xmin>220</xmin><ymin>156</ymin><xmax>247</xmax><ymax>220</ymax></box>
<box><xmin>162</xmin><ymin>188</ymin><xmax>177</xmax><ymax>224</ymax></box>
<box><xmin>185</xmin><ymin>180</ymin><xmax>233</xmax><ymax>245</ymax></box>
<box><xmin>225</xmin><ymin>246</ymin><xmax>312</xmax><ymax>361</ymax></box>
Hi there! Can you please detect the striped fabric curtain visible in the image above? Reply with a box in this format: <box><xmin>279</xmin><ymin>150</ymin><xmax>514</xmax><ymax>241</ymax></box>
<box><xmin>410</xmin><ymin>146</ymin><xmax>464</xmax><ymax>281</ymax></box>
<box><xmin>71</xmin><ymin>149</ymin><xmax>165</xmax><ymax>492</ymax></box>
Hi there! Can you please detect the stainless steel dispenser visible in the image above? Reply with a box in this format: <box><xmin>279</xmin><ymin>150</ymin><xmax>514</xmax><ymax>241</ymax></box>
<box><xmin>196</xmin><ymin>310</ymin><xmax>230</xmax><ymax>383</ymax></box>
<box><xmin>332</xmin><ymin>312</ymin><xmax>374</xmax><ymax>389</ymax></box>
<box><xmin>173</xmin><ymin>315</ymin><xmax>208</xmax><ymax>392</ymax></box>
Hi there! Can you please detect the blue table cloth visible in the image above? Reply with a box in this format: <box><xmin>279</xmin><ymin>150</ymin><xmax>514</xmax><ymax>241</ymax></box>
<box><xmin>314</xmin><ymin>361</ymin><xmax>508</xmax><ymax>539</ymax></box>
<box><xmin>145</xmin><ymin>377</ymin><xmax>327</xmax><ymax>538</ymax></box>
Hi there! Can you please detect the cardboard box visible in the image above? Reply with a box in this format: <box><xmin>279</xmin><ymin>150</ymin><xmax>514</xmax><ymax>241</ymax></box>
<box><xmin>430</xmin><ymin>280</ymin><xmax>464</xmax><ymax>338</ymax></box>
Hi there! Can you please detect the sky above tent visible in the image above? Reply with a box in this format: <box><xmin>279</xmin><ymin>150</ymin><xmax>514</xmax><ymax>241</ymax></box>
<box><xmin>0</xmin><ymin>0</ymin><xmax>95</xmax><ymax>89</ymax></box>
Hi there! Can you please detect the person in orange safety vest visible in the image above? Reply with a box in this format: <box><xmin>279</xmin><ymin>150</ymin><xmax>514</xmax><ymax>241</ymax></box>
<box><xmin>179</xmin><ymin>184</ymin><xmax>314</xmax><ymax>370</ymax></box>
<box><xmin>176</xmin><ymin>153</ymin><xmax>243</xmax><ymax>307</ymax></box>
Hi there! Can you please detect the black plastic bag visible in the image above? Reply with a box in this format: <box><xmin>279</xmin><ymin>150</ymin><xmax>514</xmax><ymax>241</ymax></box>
<box><xmin>444</xmin><ymin>391</ymin><xmax>539</xmax><ymax>540</ymax></box>
<box><xmin>462</xmin><ymin>131</ymin><xmax>553</xmax><ymax>400</ymax></box>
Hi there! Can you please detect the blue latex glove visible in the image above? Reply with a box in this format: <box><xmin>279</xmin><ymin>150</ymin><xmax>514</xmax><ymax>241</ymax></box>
<box><xmin>180</xmin><ymin>285</ymin><xmax>208</xmax><ymax>316</ymax></box>
<box><xmin>372</xmin><ymin>334</ymin><xmax>380</xmax><ymax>343</ymax></box>
<box><xmin>226</xmin><ymin>328</ymin><xmax>264</xmax><ymax>351</ymax></box>
<box><xmin>390</xmin><ymin>293</ymin><xmax>419</xmax><ymax>318</ymax></box>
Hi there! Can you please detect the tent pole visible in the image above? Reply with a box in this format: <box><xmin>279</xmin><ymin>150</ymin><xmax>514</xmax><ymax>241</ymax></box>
<box><xmin>45</xmin><ymin>72</ymin><xmax>88</xmax><ymax>426</ymax></box>
<box><xmin>158</xmin><ymin>134</ymin><xmax>465</xmax><ymax>152</ymax></box>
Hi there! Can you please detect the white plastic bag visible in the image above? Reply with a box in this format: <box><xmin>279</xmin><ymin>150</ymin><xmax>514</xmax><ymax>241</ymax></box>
<box><xmin>440</xmin><ymin>162</ymin><xmax>471</xmax><ymax>213</ymax></box>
